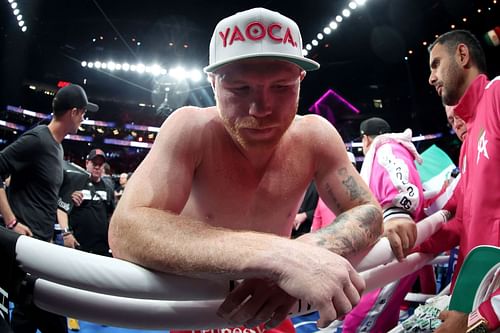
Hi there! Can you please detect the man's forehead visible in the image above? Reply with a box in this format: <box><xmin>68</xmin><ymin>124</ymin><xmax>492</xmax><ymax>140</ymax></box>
<box><xmin>429</xmin><ymin>43</ymin><xmax>446</xmax><ymax>61</ymax></box>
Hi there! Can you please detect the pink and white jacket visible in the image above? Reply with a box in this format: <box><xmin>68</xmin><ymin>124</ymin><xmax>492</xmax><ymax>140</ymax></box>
<box><xmin>360</xmin><ymin>129</ymin><xmax>425</xmax><ymax>223</ymax></box>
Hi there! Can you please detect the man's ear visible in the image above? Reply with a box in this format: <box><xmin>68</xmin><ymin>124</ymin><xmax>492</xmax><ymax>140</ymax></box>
<box><xmin>207</xmin><ymin>73</ymin><xmax>216</xmax><ymax>91</ymax></box>
<box><xmin>300</xmin><ymin>70</ymin><xmax>306</xmax><ymax>81</ymax></box>
<box><xmin>456</xmin><ymin>43</ymin><xmax>471</xmax><ymax>68</ymax></box>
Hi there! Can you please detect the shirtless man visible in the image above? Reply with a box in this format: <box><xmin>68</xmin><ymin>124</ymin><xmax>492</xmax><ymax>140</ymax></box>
<box><xmin>109</xmin><ymin>7</ymin><xmax>383</xmax><ymax>331</ymax></box>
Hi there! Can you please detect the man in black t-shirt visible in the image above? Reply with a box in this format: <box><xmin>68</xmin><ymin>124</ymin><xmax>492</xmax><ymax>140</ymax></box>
<box><xmin>0</xmin><ymin>84</ymin><xmax>98</xmax><ymax>333</ymax></box>
<box><xmin>66</xmin><ymin>148</ymin><xmax>115</xmax><ymax>256</ymax></box>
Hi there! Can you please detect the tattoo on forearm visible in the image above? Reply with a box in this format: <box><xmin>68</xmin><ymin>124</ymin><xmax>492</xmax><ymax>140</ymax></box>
<box><xmin>314</xmin><ymin>205</ymin><xmax>382</xmax><ymax>257</ymax></box>
<box><xmin>338</xmin><ymin>167</ymin><xmax>369</xmax><ymax>203</ymax></box>
<box><xmin>324</xmin><ymin>182</ymin><xmax>342</xmax><ymax>212</ymax></box>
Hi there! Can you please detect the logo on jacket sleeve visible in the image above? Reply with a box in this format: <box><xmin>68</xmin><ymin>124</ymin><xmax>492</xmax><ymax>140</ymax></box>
<box><xmin>476</xmin><ymin>128</ymin><xmax>489</xmax><ymax>164</ymax></box>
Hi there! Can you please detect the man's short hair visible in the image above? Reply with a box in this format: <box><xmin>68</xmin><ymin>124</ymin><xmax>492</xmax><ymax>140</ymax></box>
<box><xmin>428</xmin><ymin>30</ymin><xmax>487</xmax><ymax>73</ymax></box>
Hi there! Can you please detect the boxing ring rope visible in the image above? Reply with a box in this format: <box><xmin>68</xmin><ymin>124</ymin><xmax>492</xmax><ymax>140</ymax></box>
<box><xmin>350</xmin><ymin>209</ymin><xmax>450</xmax><ymax>272</ymax></box>
<box><xmin>3</xmin><ymin>210</ymin><xmax>450</xmax><ymax>330</ymax></box>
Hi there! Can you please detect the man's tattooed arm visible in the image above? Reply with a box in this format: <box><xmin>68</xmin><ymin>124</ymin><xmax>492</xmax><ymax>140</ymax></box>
<box><xmin>300</xmin><ymin>167</ymin><xmax>383</xmax><ymax>258</ymax></box>
<box><xmin>312</xmin><ymin>204</ymin><xmax>382</xmax><ymax>257</ymax></box>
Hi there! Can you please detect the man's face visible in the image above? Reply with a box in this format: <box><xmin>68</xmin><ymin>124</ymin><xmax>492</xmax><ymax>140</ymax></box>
<box><xmin>445</xmin><ymin>105</ymin><xmax>467</xmax><ymax>141</ymax></box>
<box><xmin>70</xmin><ymin>108</ymin><xmax>87</xmax><ymax>134</ymax></box>
<box><xmin>86</xmin><ymin>157</ymin><xmax>105</xmax><ymax>181</ymax></box>
<box><xmin>211</xmin><ymin>59</ymin><xmax>305</xmax><ymax>151</ymax></box>
<box><xmin>119</xmin><ymin>173</ymin><xmax>128</xmax><ymax>186</ymax></box>
<box><xmin>428</xmin><ymin>43</ymin><xmax>466</xmax><ymax>106</ymax></box>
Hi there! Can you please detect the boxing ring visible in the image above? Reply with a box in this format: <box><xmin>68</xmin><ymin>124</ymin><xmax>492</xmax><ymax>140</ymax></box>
<box><xmin>0</xmin><ymin>210</ymin><xmax>450</xmax><ymax>330</ymax></box>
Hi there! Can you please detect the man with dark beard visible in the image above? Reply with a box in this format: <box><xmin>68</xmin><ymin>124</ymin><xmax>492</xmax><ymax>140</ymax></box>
<box><xmin>427</xmin><ymin>29</ymin><xmax>499</xmax><ymax>333</ymax></box>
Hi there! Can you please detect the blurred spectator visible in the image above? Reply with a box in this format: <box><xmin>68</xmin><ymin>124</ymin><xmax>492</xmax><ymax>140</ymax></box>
<box><xmin>68</xmin><ymin>149</ymin><xmax>115</xmax><ymax>256</ymax></box>
<box><xmin>101</xmin><ymin>162</ymin><xmax>115</xmax><ymax>191</ymax></box>
<box><xmin>114</xmin><ymin>172</ymin><xmax>129</xmax><ymax>203</ymax></box>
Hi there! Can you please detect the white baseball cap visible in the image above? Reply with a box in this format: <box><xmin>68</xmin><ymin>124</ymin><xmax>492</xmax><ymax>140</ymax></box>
<box><xmin>204</xmin><ymin>7</ymin><xmax>320</xmax><ymax>73</ymax></box>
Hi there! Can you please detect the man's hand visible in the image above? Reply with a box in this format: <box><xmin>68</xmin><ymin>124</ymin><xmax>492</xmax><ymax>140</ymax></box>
<box><xmin>71</xmin><ymin>191</ymin><xmax>84</xmax><ymax>207</ymax></box>
<box><xmin>12</xmin><ymin>222</ymin><xmax>33</xmax><ymax>236</ymax></box>
<box><xmin>63</xmin><ymin>233</ymin><xmax>80</xmax><ymax>248</ymax></box>
<box><xmin>383</xmin><ymin>217</ymin><xmax>416</xmax><ymax>261</ymax></box>
<box><xmin>217</xmin><ymin>240</ymin><xmax>364</xmax><ymax>329</ymax></box>
<box><xmin>435</xmin><ymin>310</ymin><xmax>467</xmax><ymax>333</ymax></box>
<box><xmin>293</xmin><ymin>212</ymin><xmax>307</xmax><ymax>230</ymax></box>
<box><xmin>218</xmin><ymin>279</ymin><xmax>296</xmax><ymax>329</ymax></box>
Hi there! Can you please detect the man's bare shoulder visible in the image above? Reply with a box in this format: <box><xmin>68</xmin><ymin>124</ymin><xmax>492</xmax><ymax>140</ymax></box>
<box><xmin>152</xmin><ymin>106</ymin><xmax>222</xmax><ymax>153</ymax></box>
<box><xmin>290</xmin><ymin>114</ymin><xmax>339</xmax><ymax>139</ymax></box>
<box><xmin>161</xmin><ymin>106</ymin><xmax>220</xmax><ymax>129</ymax></box>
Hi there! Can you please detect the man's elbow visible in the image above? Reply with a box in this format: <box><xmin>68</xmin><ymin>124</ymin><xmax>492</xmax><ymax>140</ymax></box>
<box><xmin>367</xmin><ymin>203</ymin><xmax>384</xmax><ymax>242</ymax></box>
<box><xmin>108</xmin><ymin>212</ymin><xmax>129</xmax><ymax>260</ymax></box>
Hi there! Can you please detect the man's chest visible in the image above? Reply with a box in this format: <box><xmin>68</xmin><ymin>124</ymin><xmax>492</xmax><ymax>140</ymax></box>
<box><xmin>185</xmin><ymin>156</ymin><xmax>313</xmax><ymax>233</ymax></box>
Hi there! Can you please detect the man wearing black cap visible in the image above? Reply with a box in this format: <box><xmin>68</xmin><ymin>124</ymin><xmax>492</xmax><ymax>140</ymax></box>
<box><xmin>61</xmin><ymin>148</ymin><xmax>115</xmax><ymax>257</ymax></box>
<box><xmin>0</xmin><ymin>84</ymin><xmax>98</xmax><ymax>332</ymax></box>
<box><xmin>342</xmin><ymin>117</ymin><xmax>427</xmax><ymax>332</ymax></box>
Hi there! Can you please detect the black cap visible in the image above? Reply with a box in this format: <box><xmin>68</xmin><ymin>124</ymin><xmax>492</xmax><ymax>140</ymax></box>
<box><xmin>360</xmin><ymin>117</ymin><xmax>391</xmax><ymax>137</ymax></box>
<box><xmin>52</xmin><ymin>84</ymin><xmax>99</xmax><ymax>113</ymax></box>
<box><xmin>86</xmin><ymin>148</ymin><xmax>106</xmax><ymax>162</ymax></box>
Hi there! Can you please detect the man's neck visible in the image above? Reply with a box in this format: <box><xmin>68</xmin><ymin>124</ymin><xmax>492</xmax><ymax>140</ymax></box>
<box><xmin>460</xmin><ymin>68</ymin><xmax>482</xmax><ymax>100</ymax></box>
<box><xmin>47</xmin><ymin>120</ymin><xmax>67</xmax><ymax>143</ymax></box>
<box><xmin>91</xmin><ymin>176</ymin><xmax>101</xmax><ymax>183</ymax></box>
<box><xmin>234</xmin><ymin>141</ymin><xmax>280</xmax><ymax>171</ymax></box>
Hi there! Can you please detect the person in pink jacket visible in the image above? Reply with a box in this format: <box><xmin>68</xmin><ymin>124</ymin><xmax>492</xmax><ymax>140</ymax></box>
<box><xmin>341</xmin><ymin>117</ymin><xmax>427</xmax><ymax>332</ymax></box>
<box><xmin>425</xmin><ymin>29</ymin><xmax>500</xmax><ymax>333</ymax></box>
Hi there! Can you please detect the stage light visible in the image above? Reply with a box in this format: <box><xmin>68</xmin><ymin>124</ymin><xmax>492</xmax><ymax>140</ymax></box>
<box><xmin>136</xmin><ymin>64</ymin><xmax>145</xmax><ymax>73</ymax></box>
<box><xmin>151</xmin><ymin>65</ymin><xmax>163</xmax><ymax>76</ymax></box>
<box><xmin>190</xmin><ymin>70</ymin><xmax>202</xmax><ymax>82</ymax></box>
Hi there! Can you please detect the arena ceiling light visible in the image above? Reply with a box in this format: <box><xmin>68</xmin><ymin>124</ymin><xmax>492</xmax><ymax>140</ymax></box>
<box><xmin>81</xmin><ymin>60</ymin><xmax>202</xmax><ymax>82</ymax></box>
<box><xmin>7</xmin><ymin>0</ymin><xmax>27</xmax><ymax>32</ymax></box>
<box><xmin>302</xmin><ymin>0</ymin><xmax>369</xmax><ymax>56</ymax></box>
